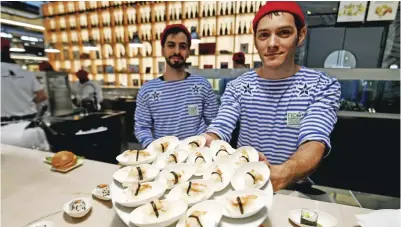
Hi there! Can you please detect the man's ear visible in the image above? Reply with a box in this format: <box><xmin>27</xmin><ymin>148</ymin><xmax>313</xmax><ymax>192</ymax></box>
<box><xmin>297</xmin><ymin>26</ymin><xmax>307</xmax><ymax>46</ymax></box>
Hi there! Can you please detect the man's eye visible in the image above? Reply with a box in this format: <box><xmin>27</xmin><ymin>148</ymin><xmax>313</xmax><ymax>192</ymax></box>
<box><xmin>278</xmin><ymin>30</ymin><xmax>291</xmax><ymax>36</ymax></box>
<box><xmin>259</xmin><ymin>33</ymin><xmax>269</xmax><ymax>38</ymax></box>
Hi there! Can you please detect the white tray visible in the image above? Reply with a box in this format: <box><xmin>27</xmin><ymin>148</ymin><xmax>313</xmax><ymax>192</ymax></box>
<box><xmin>111</xmin><ymin>175</ymin><xmax>273</xmax><ymax>227</ymax></box>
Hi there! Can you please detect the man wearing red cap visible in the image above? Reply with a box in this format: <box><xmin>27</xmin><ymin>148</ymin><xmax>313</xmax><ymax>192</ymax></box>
<box><xmin>70</xmin><ymin>69</ymin><xmax>103</xmax><ymax>111</ymax></box>
<box><xmin>204</xmin><ymin>2</ymin><xmax>341</xmax><ymax>194</ymax></box>
<box><xmin>232</xmin><ymin>52</ymin><xmax>247</xmax><ymax>69</ymax></box>
<box><xmin>1</xmin><ymin>38</ymin><xmax>48</xmax><ymax>121</ymax></box>
<box><xmin>135</xmin><ymin>24</ymin><xmax>218</xmax><ymax>148</ymax></box>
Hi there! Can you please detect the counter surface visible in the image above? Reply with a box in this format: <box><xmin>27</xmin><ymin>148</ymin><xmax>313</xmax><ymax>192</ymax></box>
<box><xmin>1</xmin><ymin>144</ymin><xmax>371</xmax><ymax>227</ymax></box>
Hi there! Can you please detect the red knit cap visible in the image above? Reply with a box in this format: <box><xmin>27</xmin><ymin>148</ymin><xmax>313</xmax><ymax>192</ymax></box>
<box><xmin>160</xmin><ymin>24</ymin><xmax>191</xmax><ymax>47</ymax></box>
<box><xmin>1</xmin><ymin>38</ymin><xmax>11</xmax><ymax>51</ymax></box>
<box><xmin>232</xmin><ymin>52</ymin><xmax>245</xmax><ymax>62</ymax></box>
<box><xmin>252</xmin><ymin>1</ymin><xmax>305</xmax><ymax>32</ymax></box>
<box><xmin>76</xmin><ymin>69</ymin><xmax>89</xmax><ymax>79</ymax></box>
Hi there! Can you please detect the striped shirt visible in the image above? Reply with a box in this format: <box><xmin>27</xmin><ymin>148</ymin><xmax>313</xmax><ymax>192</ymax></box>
<box><xmin>135</xmin><ymin>74</ymin><xmax>218</xmax><ymax>148</ymax></box>
<box><xmin>207</xmin><ymin>67</ymin><xmax>341</xmax><ymax>165</ymax></box>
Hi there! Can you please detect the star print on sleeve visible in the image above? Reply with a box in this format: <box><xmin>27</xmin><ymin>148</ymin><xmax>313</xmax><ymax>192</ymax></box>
<box><xmin>297</xmin><ymin>83</ymin><xmax>311</xmax><ymax>97</ymax></box>
<box><xmin>151</xmin><ymin>90</ymin><xmax>160</xmax><ymax>101</ymax></box>
<box><xmin>242</xmin><ymin>83</ymin><xmax>254</xmax><ymax>95</ymax></box>
<box><xmin>191</xmin><ymin>84</ymin><xmax>201</xmax><ymax>94</ymax></box>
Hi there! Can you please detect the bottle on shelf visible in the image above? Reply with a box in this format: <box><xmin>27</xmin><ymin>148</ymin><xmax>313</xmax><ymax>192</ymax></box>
<box><xmin>231</xmin><ymin>2</ymin><xmax>234</xmax><ymax>14</ymax></box>
<box><xmin>225</xmin><ymin>22</ymin><xmax>228</xmax><ymax>35</ymax></box>
<box><xmin>195</xmin><ymin>5</ymin><xmax>198</xmax><ymax>17</ymax></box>
<box><xmin>225</xmin><ymin>2</ymin><xmax>229</xmax><ymax>15</ymax></box>
<box><xmin>220</xmin><ymin>3</ymin><xmax>223</xmax><ymax>15</ymax></box>
<box><xmin>239</xmin><ymin>2</ymin><xmax>243</xmax><ymax>13</ymax></box>
<box><xmin>219</xmin><ymin>23</ymin><xmax>223</xmax><ymax>35</ymax></box>
<box><xmin>259</xmin><ymin>1</ymin><xmax>263</xmax><ymax>9</ymax></box>
<box><xmin>170</xmin><ymin>8</ymin><xmax>174</xmax><ymax>20</ymax></box>
<box><xmin>202</xmin><ymin>25</ymin><xmax>206</xmax><ymax>36</ymax></box>
<box><xmin>244</xmin><ymin>2</ymin><xmax>248</xmax><ymax>13</ymax></box>
<box><xmin>207</xmin><ymin>24</ymin><xmax>210</xmax><ymax>36</ymax></box>
<box><xmin>212</xmin><ymin>4</ymin><xmax>215</xmax><ymax>16</ymax></box>
<box><xmin>229</xmin><ymin>22</ymin><xmax>233</xmax><ymax>35</ymax></box>
<box><xmin>238</xmin><ymin>21</ymin><xmax>241</xmax><ymax>34</ymax></box>
<box><xmin>243</xmin><ymin>21</ymin><xmax>247</xmax><ymax>34</ymax></box>
<box><xmin>250</xmin><ymin>2</ymin><xmax>254</xmax><ymax>13</ymax></box>
<box><xmin>207</xmin><ymin>4</ymin><xmax>210</xmax><ymax>17</ymax></box>
<box><xmin>163</xmin><ymin>10</ymin><xmax>166</xmax><ymax>21</ymax></box>
<box><xmin>186</xmin><ymin>7</ymin><xmax>189</xmax><ymax>19</ymax></box>
<box><xmin>202</xmin><ymin>5</ymin><xmax>205</xmax><ymax>17</ymax></box>
<box><xmin>178</xmin><ymin>8</ymin><xmax>182</xmax><ymax>19</ymax></box>
<box><xmin>248</xmin><ymin>21</ymin><xmax>252</xmax><ymax>33</ymax></box>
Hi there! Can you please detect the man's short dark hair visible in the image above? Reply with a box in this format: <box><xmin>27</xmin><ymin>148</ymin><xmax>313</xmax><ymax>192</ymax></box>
<box><xmin>161</xmin><ymin>27</ymin><xmax>191</xmax><ymax>48</ymax></box>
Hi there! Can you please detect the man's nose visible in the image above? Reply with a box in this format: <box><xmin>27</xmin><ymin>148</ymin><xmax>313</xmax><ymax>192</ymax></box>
<box><xmin>267</xmin><ymin>34</ymin><xmax>279</xmax><ymax>50</ymax></box>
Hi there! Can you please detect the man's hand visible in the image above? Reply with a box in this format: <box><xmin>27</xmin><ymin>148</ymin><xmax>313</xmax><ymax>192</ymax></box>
<box><xmin>202</xmin><ymin>132</ymin><xmax>220</xmax><ymax>147</ymax></box>
<box><xmin>258</xmin><ymin>152</ymin><xmax>270</xmax><ymax>167</ymax></box>
<box><xmin>258</xmin><ymin>152</ymin><xmax>292</xmax><ymax>192</ymax></box>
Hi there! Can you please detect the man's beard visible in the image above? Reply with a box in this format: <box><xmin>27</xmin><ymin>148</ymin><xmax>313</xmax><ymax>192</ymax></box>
<box><xmin>165</xmin><ymin>54</ymin><xmax>185</xmax><ymax>69</ymax></box>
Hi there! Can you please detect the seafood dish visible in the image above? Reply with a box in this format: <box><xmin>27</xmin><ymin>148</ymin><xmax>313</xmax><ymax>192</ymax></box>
<box><xmin>185</xmin><ymin>210</ymin><xmax>207</xmax><ymax>227</ymax></box>
<box><xmin>145</xmin><ymin>199</ymin><xmax>168</xmax><ymax>218</ymax></box>
<box><xmin>129</xmin><ymin>166</ymin><xmax>146</xmax><ymax>181</ymax></box>
<box><xmin>244</xmin><ymin>169</ymin><xmax>264</xmax><ymax>187</ymax></box>
<box><xmin>230</xmin><ymin>194</ymin><xmax>258</xmax><ymax>215</ymax></box>
<box><xmin>210</xmin><ymin>168</ymin><xmax>223</xmax><ymax>183</ymax></box>
<box><xmin>123</xmin><ymin>149</ymin><xmax>151</xmax><ymax>161</ymax></box>
<box><xmin>128</xmin><ymin>183</ymin><xmax>153</xmax><ymax>197</ymax></box>
<box><xmin>166</xmin><ymin>170</ymin><xmax>184</xmax><ymax>188</ymax></box>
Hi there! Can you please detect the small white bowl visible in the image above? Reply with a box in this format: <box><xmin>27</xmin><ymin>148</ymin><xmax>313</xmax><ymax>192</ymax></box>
<box><xmin>115</xmin><ymin>181</ymin><xmax>166</xmax><ymax>208</ymax></box>
<box><xmin>289</xmin><ymin>209</ymin><xmax>338</xmax><ymax>227</ymax></box>
<box><xmin>231</xmin><ymin>146</ymin><xmax>259</xmax><ymax>168</ymax></box>
<box><xmin>92</xmin><ymin>184</ymin><xmax>111</xmax><ymax>201</ymax></box>
<box><xmin>203</xmin><ymin>160</ymin><xmax>233</xmax><ymax>192</ymax></box>
<box><xmin>116</xmin><ymin>149</ymin><xmax>157</xmax><ymax>166</ymax></box>
<box><xmin>129</xmin><ymin>199</ymin><xmax>188</xmax><ymax>227</ymax></box>
<box><xmin>231</xmin><ymin>162</ymin><xmax>270</xmax><ymax>190</ymax></box>
<box><xmin>63</xmin><ymin>197</ymin><xmax>92</xmax><ymax>218</ymax></box>
<box><xmin>176</xmin><ymin>200</ymin><xmax>223</xmax><ymax>227</ymax></box>
<box><xmin>147</xmin><ymin>136</ymin><xmax>180</xmax><ymax>154</ymax></box>
<box><xmin>186</xmin><ymin>147</ymin><xmax>213</xmax><ymax>176</ymax></box>
<box><xmin>157</xmin><ymin>163</ymin><xmax>195</xmax><ymax>189</ymax></box>
<box><xmin>210</xmin><ymin>140</ymin><xmax>235</xmax><ymax>162</ymax></box>
<box><xmin>218</xmin><ymin>188</ymin><xmax>268</xmax><ymax>219</ymax></box>
<box><xmin>28</xmin><ymin>221</ymin><xmax>55</xmax><ymax>227</ymax></box>
<box><xmin>113</xmin><ymin>164</ymin><xmax>160</xmax><ymax>184</ymax></box>
<box><xmin>153</xmin><ymin>149</ymin><xmax>189</xmax><ymax>170</ymax></box>
<box><xmin>166</xmin><ymin>179</ymin><xmax>214</xmax><ymax>206</ymax></box>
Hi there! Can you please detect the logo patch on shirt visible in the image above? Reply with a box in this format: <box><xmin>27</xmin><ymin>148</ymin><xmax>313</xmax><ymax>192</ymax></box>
<box><xmin>287</xmin><ymin>111</ymin><xmax>304</xmax><ymax>127</ymax></box>
<box><xmin>297</xmin><ymin>83</ymin><xmax>311</xmax><ymax>97</ymax></box>
<box><xmin>190</xmin><ymin>84</ymin><xmax>201</xmax><ymax>94</ymax></box>
<box><xmin>188</xmin><ymin>104</ymin><xmax>199</xmax><ymax>116</ymax></box>
<box><xmin>242</xmin><ymin>83</ymin><xmax>254</xmax><ymax>95</ymax></box>
<box><xmin>151</xmin><ymin>90</ymin><xmax>161</xmax><ymax>101</ymax></box>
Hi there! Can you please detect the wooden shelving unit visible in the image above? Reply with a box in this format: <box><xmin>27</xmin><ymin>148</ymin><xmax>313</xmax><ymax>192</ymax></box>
<box><xmin>41</xmin><ymin>1</ymin><xmax>266</xmax><ymax>88</ymax></box>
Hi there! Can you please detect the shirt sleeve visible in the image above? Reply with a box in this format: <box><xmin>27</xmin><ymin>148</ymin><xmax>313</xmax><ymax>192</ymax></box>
<box><xmin>297</xmin><ymin>75</ymin><xmax>341</xmax><ymax>157</ymax></box>
<box><xmin>134</xmin><ymin>89</ymin><xmax>154</xmax><ymax>148</ymax></box>
<box><xmin>206</xmin><ymin>81</ymin><xmax>241</xmax><ymax>142</ymax></box>
<box><xmin>202</xmin><ymin>81</ymin><xmax>219</xmax><ymax>126</ymax></box>
<box><xmin>31</xmin><ymin>72</ymin><xmax>43</xmax><ymax>93</ymax></box>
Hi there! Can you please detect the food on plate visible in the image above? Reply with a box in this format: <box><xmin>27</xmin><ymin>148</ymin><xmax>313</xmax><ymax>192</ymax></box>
<box><xmin>146</xmin><ymin>199</ymin><xmax>167</xmax><ymax>218</ymax></box>
<box><xmin>186</xmin><ymin>182</ymin><xmax>207</xmax><ymax>196</ymax></box>
<box><xmin>185</xmin><ymin>210</ymin><xmax>207</xmax><ymax>227</ymax></box>
<box><xmin>194</xmin><ymin>152</ymin><xmax>206</xmax><ymax>167</ymax></box>
<box><xmin>239</xmin><ymin>150</ymin><xmax>250</xmax><ymax>163</ymax></box>
<box><xmin>230</xmin><ymin>195</ymin><xmax>258</xmax><ymax>214</ymax></box>
<box><xmin>128</xmin><ymin>166</ymin><xmax>146</xmax><ymax>181</ymax></box>
<box><xmin>167</xmin><ymin>171</ymin><xmax>183</xmax><ymax>187</ymax></box>
<box><xmin>210</xmin><ymin>168</ymin><xmax>223</xmax><ymax>182</ymax></box>
<box><xmin>216</xmin><ymin>145</ymin><xmax>230</xmax><ymax>157</ymax></box>
<box><xmin>189</xmin><ymin>140</ymin><xmax>201</xmax><ymax>149</ymax></box>
<box><xmin>51</xmin><ymin>151</ymin><xmax>77</xmax><ymax>170</ymax></box>
<box><xmin>167</xmin><ymin>152</ymin><xmax>179</xmax><ymax>164</ymax></box>
<box><xmin>160</xmin><ymin>141</ymin><xmax>170</xmax><ymax>153</ymax></box>
<box><xmin>245</xmin><ymin>169</ymin><xmax>264</xmax><ymax>186</ymax></box>
<box><xmin>123</xmin><ymin>149</ymin><xmax>151</xmax><ymax>161</ymax></box>
<box><xmin>131</xmin><ymin>183</ymin><xmax>152</xmax><ymax>196</ymax></box>
<box><xmin>376</xmin><ymin>4</ymin><xmax>392</xmax><ymax>17</ymax></box>
<box><xmin>300</xmin><ymin>209</ymin><xmax>319</xmax><ymax>226</ymax></box>
<box><xmin>68</xmin><ymin>199</ymin><xmax>87</xmax><ymax>212</ymax></box>
<box><xmin>96</xmin><ymin>184</ymin><xmax>110</xmax><ymax>197</ymax></box>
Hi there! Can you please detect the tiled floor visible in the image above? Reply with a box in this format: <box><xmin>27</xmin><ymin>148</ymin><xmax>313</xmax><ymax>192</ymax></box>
<box><xmin>124</xmin><ymin>143</ymin><xmax>400</xmax><ymax>210</ymax></box>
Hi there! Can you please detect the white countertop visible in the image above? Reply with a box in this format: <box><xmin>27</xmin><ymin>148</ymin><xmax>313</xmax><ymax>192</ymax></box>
<box><xmin>1</xmin><ymin>144</ymin><xmax>371</xmax><ymax>227</ymax></box>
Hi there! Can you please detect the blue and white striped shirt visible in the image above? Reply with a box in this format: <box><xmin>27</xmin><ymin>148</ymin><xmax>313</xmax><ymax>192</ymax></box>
<box><xmin>207</xmin><ymin>67</ymin><xmax>341</xmax><ymax>165</ymax></box>
<box><xmin>135</xmin><ymin>74</ymin><xmax>218</xmax><ymax>148</ymax></box>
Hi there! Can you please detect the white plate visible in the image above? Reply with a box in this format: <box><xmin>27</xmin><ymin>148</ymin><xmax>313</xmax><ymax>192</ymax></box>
<box><xmin>231</xmin><ymin>162</ymin><xmax>270</xmax><ymax>190</ymax></box>
<box><xmin>210</xmin><ymin>140</ymin><xmax>235</xmax><ymax>162</ymax></box>
<box><xmin>153</xmin><ymin>149</ymin><xmax>189</xmax><ymax>170</ymax></box>
<box><xmin>63</xmin><ymin>197</ymin><xmax>92</xmax><ymax>218</ymax></box>
<box><xmin>177</xmin><ymin>135</ymin><xmax>206</xmax><ymax>152</ymax></box>
<box><xmin>157</xmin><ymin>163</ymin><xmax>195</xmax><ymax>189</ymax></box>
<box><xmin>203</xmin><ymin>160</ymin><xmax>233</xmax><ymax>192</ymax></box>
<box><xmin>186</xmin><ymin>147</ymin><xmax>213</xmax><ymax>176</ymax></box>
<box><xmin>231</xmin><ymin>146</ymin><xmax>259</xmax><ymax>168</ymax></box>
<box><xmin>111</xmin><ymin>169</ymin><xmax>274</xmax><ymax>227</ymax></box>
<box><xmin>114</xmin><ymin>181</ymin><xmax>166</xmax><ymax>208</ymax></box>
<box><xmin>176</xmin><ymin>200</ymin><xmax>223</xmax><ymax>227</ymax></box>
<box><xmin>92</xmin><ymin>184</ymin><xmax>111</xmax><ymax>201</ymax></box>
<box><xmin>166</xmin><ymin>179</ymin><xmax>214</xmax><ymax>206</ymax></box>
<box><xmin>147</xmin><ymin>136</ymin><xmax>180</xmax><ymax>154</ymax></box>
<box><xmin>289</xmin><ymin>209</ymin><xmax>338</xmax><ymax>227</ymax></box>
<box><xmin>113</xmin><ymin>164</ymin><xmax>160</xmax><ymax>184</ymax></box>
<box><xmin>129</xmin><ymin>199</ymin><xmax>188</xmax><ymax>227</ymax></box>
<box><xmin>46</xmin><ymin>157</ymin><xmax>84</xmax><ymax>173</ymax></box>
<box><xmin>117</xmin><ymin>150</ymin><xmax>157</xmax><ymax>166</ymax></box>
<box><xmin>217</xmin><ymin>188</ymin><xmax>268</xmax><ymax>219</ymax></box>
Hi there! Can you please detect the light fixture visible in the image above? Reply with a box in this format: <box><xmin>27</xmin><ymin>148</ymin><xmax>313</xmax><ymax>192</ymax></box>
<box><xmin>10</xmin><ymin>42</ymin><xmax>25</xmax><ymax>52</ymax></box>
<box><xmin>83</xmin><ymin>40</ymin><xmax>99</xmax><ymax>51</ymax></box>
<box><xmin>307</xmin><ymin>10</ymin><xmax>312</xmax><ymax>15</ymax></box>
<box><xmin>45</xmin><ymin>43</ymin><xmax>60</xmax><ymax>53</ymax></box>
<box><xmin>0</xmin><ymin>18</ymin><xmax>45</xmax><ymax>31</ymax></box>
<box><xmin>10</xmin><ymin>54</ymin><xmax>48</xmax><ymax>61</ymax></box>
<box><xmin>129</xmin><ymin>32</ymin><xmax>144</xmax><ymax>48</ymax></box>
<box><xmin>0</xmin><ymin>32</ymin><xmax>12</xmax><ymax>38</ymax></box>
<box><xmin>190</xmin><ymin>26</ymin><xmax>201</xmax><ymax>44</ymax></box>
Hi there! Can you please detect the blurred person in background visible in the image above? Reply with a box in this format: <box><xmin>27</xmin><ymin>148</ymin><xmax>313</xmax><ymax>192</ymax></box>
<box><xmin>70</xmin><ymin>69</ymin><xmax>103</xmax><ymax>111</ymax></box>
<box><xmin>232</xmin><ymin>52</ymin><xmax>248</xmax><ymax>69</ymax></box>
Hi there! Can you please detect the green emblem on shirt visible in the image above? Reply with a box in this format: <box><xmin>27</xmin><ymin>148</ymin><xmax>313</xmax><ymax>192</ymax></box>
<box><xmin>188</xmin><ymin>104</ymin><xmax>199</xmax><ymax>116</ymax></box>
<box><xmin>287</xmin><ymin>112</ymin><xmax>304</xmax><ymax>127</ymax></box>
